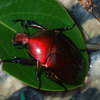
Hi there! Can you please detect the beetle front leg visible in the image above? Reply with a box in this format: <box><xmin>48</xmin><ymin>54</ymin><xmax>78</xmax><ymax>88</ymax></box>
<box><xmin>36</xmin><ymin>60</ymin><xmax>41</xmax><ymax>89</ymax></box>
<box><xmin>13</xmin><ymin>19</ymin><xmax>46</xmax><ymax>30</ymax></box>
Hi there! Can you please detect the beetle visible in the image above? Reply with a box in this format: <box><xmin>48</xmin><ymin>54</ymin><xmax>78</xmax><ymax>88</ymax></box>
<box><xmin>0</xmin><ymin>19</ymin><xmax>84</xmax><ymax>90</ymax></box>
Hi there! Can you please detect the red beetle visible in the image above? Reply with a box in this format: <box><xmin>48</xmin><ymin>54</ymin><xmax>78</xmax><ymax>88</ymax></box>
<box><xmin>1</xmin><ymin>19</ymin><xmax>84</xmax><ymax>90</ymax></box>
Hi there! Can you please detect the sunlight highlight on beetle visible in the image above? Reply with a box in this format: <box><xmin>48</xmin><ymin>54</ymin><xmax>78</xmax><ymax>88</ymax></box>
<box><xmin>36</xmin><ymin>48</ymin><xmax>41</xmax><ymax>53</ymax></box>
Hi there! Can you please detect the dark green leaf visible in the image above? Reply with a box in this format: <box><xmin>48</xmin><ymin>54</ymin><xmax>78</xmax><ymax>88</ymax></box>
<box><xmin>0</xmin><ymin>0</ymin><xmax>88</xmax><ymax>91</ymax></box>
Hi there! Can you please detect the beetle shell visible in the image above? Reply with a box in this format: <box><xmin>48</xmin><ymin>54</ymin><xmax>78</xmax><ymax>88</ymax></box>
<box><xmin>26</xmin><ymin>30</ymin><xmax>83</xmax><ymax>83</ymax></box>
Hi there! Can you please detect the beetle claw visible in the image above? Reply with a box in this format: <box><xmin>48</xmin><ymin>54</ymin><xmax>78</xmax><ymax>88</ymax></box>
<box><xmin>13</xmin><ymin>20</ymin><xmax>18</xmax><ymax>24</ymax></box>
<box><xmin>13</xmin><ymin>19</ymin><xmax>25</xmax><ymax>24</ymax></box>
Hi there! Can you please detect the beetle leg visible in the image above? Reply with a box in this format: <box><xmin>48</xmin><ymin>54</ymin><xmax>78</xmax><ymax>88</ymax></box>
<box><xmin>13</xmin><ymin>19</ymin><xmax>46</xmax><ymax>30</ymax></box>
<box><xmin>44</xmin><ymin>68</ymin><xmax>67</xmax><ymax>90</ymax></box>
<box><xmin>13</xmin><ymin>19</ymin><xmax>26</xmax><ymax>24</ymax></box>
<box><xmin>1</xmin><ymin>57</ymin><xmax>35</xmax><ymax>64</ymax></box>
<box><xmin>54</xmin><ymin>23</ymin><xmax>75</xmax><ymax>32</ymax></box>
<box><xmin>21</xmin><ymin>21</ymin><xmax>28</xmax><ymax>34</ymax></box>
<box><xmin>36</xmin><ymin>60</ymin><xmax>41</xmax><ymax>89</ymax></box>
<box><xmin>26</xmin><ymin>20</ymin><xmax>46</xmax><ymax>30</ymax></box>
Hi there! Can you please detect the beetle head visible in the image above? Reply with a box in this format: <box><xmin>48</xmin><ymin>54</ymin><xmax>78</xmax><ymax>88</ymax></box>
<box><xmin>12</xmin><ymin>33</ymin><xmax>29</xmax><ymax>46</ymax></box>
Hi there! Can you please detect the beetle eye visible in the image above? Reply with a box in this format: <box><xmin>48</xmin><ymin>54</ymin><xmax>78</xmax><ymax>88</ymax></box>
<box><xmin>22</xmin><ymin>42</ymin><xmax>26</xmax><ymax>46</ymax></box>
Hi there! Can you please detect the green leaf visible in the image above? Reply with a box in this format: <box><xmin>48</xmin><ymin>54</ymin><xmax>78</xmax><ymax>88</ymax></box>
<box><xmin>0</xmin><ymin>0</ymin><xmax>88</xmax><ymax>91</ymax></box>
